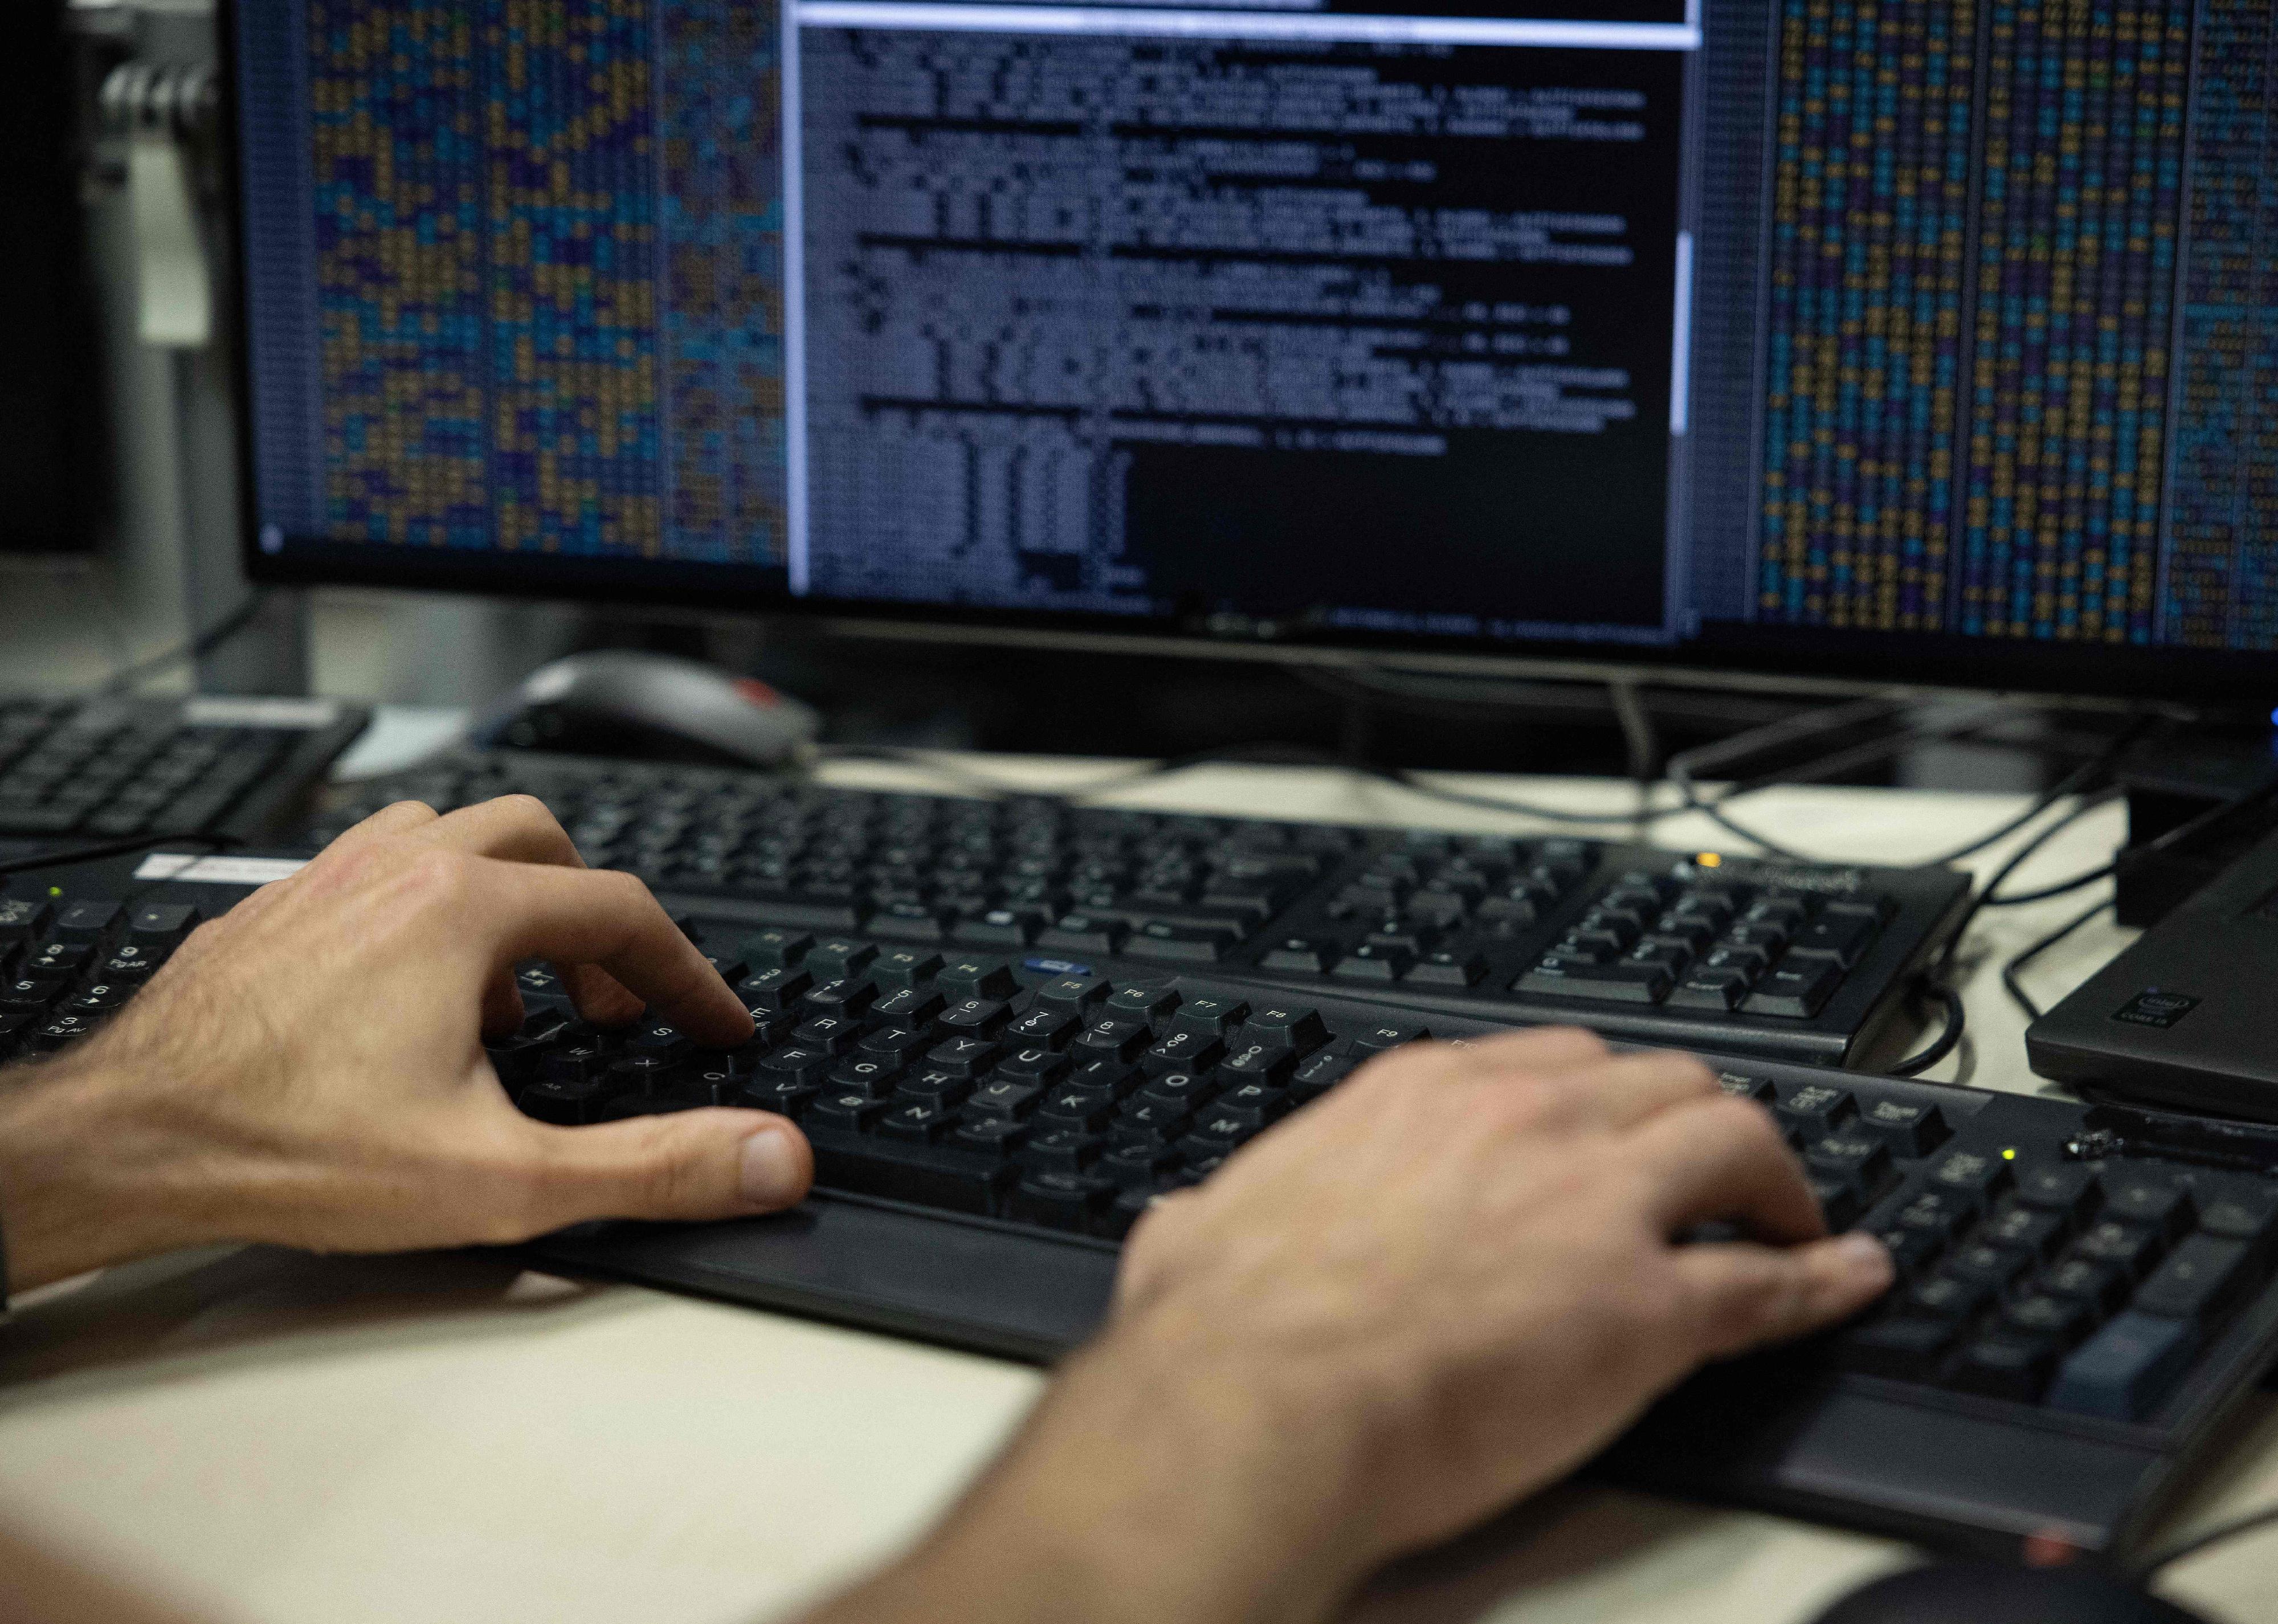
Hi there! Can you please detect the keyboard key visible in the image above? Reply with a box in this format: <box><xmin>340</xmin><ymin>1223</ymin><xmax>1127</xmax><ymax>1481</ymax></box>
<box><xmin>802</xmin><ymin>977</ymin><xmax>877</xmax><ymax>1017</ymax></box>
<box><xmin>0</xmin><ymin>899</ymin><xmax>54</xmax><ymax>942</ymax></box>
<box><xmin>2001</xmin><ymin>1292</ymin><xmax>2097</xmax><ymax>1348</ymax></box>
<box><xmin>1667</xmin><ymin>971</ymin><xmax>1752</xmax><ymax>1011</ymax></box>
<box><xmin>1180</xmin><ymin>1113</ymin><xmax>1260</xmax><ymax>1160</ymax></box>
<box><xmin>1112</xmin><ymin>1097</ymin><xmax>1190</xmax><ymax>1144</ymax></box>
<box><xmin>828</xmin><ymin>1056</ymin><xmax>904</xmax><ymax>1097</ymax></box>
<box><xmin>2133</xmin><ymin>1235</ymin><xmax>2256</xmax><ymax>1324</ymax></box>
<box><xmin>1783</xmin><ymin>913</ymin><xmax>1877</xmax><ymax>967</ymax></box>
<box><xmin>2101</xmin><ymin>1173</ymin><xmax>2194</xmax><ymax>1238</ymax></box>
<box><xmin>126</xmin><ymin>903</ymin><xmax>199</xmax><ymax>942</ymax></box>
<box><xmin>1142</xmin><ymin>1030</ymin><xmax>1224</xmax><ymax>1075</ymax></box>
<box><xmin>2047</xmin><ymin>1313</ymin><xmax>2199</xmax><ymax>1420</ymax></box>
<box><xmin>1127</xmin><ymin>921</ymin><xmax>1233</xmax><ymax>964</ymax></box>
<box><xmin>0</xmin><ymin>977</ymin><xmax>64</xmax><ymax>1013</ymax></box>
<box><xmin>1838</xmin><ymin>1316</ymin><xmax>1956</xmax><ymax>1381</ymax></box>
<box><xmin>1260</xmin><ymin>936</ymin><xmax>1334</xmax><ymax>972</ymax></box>
<box><xmin>1943</xmin><ymin>1243</ymin><xmax>2034</xmax><ymax>1291</ymax></box>
<box><xmin>1857</xmin><ymin>1099</ymin><xmax>1949</xmax><ymax>1156</ymax></box>
<box><xmin>1100</xmin><ymin>1141</ymin><xmax>1177</xmax><ymax>1187</ymax></box>
<box><xmin>1516</xmin><ymin>960</ymin><xmax>1671</xmax><ymax>1002</ymax></box>
<box><xmin>1242</xmin><ymin>1002</ymin><xmax>1329</xmax><ymax>1051</ymax></box>
<box><xmin>1105</xmin><ymin>983</ymin><xmax>1182</xmax><ymax>1022</ymax></box>
<box><xmin>937</xmin><ymin>957</ymin><xmax>1017</xmax><ymax>1000</ymax></box>
<box><xmin>809</xmin><ymin>1090</ymin><xmax>892</xmax><ymax>1133</ymax></box>
<box><xmin>1034</xmin><ymin>974</ymin><xmax>1110</xmax><ymax>1014</ymax></box>
<box><xmin>1137</xmin><ymin>1070</ymin><xmax>1215</xmax><ymax>1110</ymax></box>
<box><xmin>1169</xmin><ymin>995</ymin><xmax>1250</xmax><ymax>1037</ymax></box>
<box><xmin>871</xmin><ymin>948</ymin><xmax>945</xmax><ymax>990</ymax></box>
<box><xmin>1020</xmin><ymin>1128</ymin><xmax>1104</xmax><ymax>1175</ymax></box>
<box><xmin>995</xmin><ymin>1044</ymin><xmax>1071</xmax><ymax>1084</ymax></box>
<box><xmin>1775</xmin><ymin>1084</ymin><xmax>1855</xmax><ymax>1135</ymax></box>
<box><xmin>739</xmin><ymin>967</ymin><xmax>813</xmax><ymax>1013</ymax></box>
<box><xmin>1291</xmin><ymin>1051</ymin><xmax>1360</xmax><ymax>1102</ymax></box>
<box><xmin>753</xmin><ymin>1044</ymin><xmax>834</xmax><ymax>1086</ymax></box>
<box><xmin>22</xmin><ymin>942</ymin><xmax>91</xmax><ymax>978</ymax></box>
<box><xmin>2036</xmin><ymin>1256</ymin><xmax>2131</xmax><ymax>1316</ymax></box>
<box><xmin>1977</xmin><ymin>1205</ymin><xmax>2069</xmax><ymax>1260</ymax></box>
<box><xmin>52</xmin><ymin>901</ymin><xmax>125</xmax><ymax>943</ymax></box>
<box><xmin>950</xmin><ymin>1116</ymin><xmax>1028</xmax><ymax>1160</ymax></box>
<box><xmin>937</xmin><ymin>998</ymin><xmax>1010</xmax><ymax>1039</ymax></box>
<box><xmin>1350</xmin><ymin>1021</ymin><xmax>1430</xmax><ymax>1055</ymax></box>
<box><xmin>1038</xmin><ymin>914</ymin><xmax>1129</xmax><ymax>955</ymax></box>
<box><xmin>1948</xmin><ymin>1336</ymin><xmax>2057</xmax><ymax>1401</ymax></box>
<box><xmin>1034</xmin><ymin>1085</ymin><xmax>1120</xmax><ymax>1131</ymax></box>
<box><xmin>1889</xmin><ymin>1189</ymin><xmax>1977</xmax><ymax>1243</ymax></box>
<box><xmin>964</xmin><ymin>1078</ymin><xmax>1042</xmax><ymax>1120</ymax></box>
<box><xmin>809</xmin><ymin>1135</ymin><xmax>1010</xmax><ymax>1214</ymax></box>
<box><xmin>1742</xmin><ymin>960</ymin><xmax>1841</xmax><ymax>1018</ymax></box>
<box><xmin>741</xmin><ymin>928</ymin><xmax>813</xmax><ymax>969</ymax></box>
<box><xmin>1902</xmin><ymin>1274</ymin><xmax>1993</xmax><ymax>1320</ymax></box>
<box><xmin>1804</xmin><ymin>1133</ymin><xmax>1893</xmax><ymax>1192</ymax></box>
<box><xmin>898</xmin><ymin>1067</ymin><xmax>974</xmax><ymax>1107</ymax></box>
<box><xmin>2014</xmin><ymin>1164</ymin><xmax>2100</xmax><ymax>1219</ymax></box>
<box><xmin>1925</xmin><ymin>1148</ymin><xmax>2012</xmax><ymax>1202</ymax></box>
<box><xmin>1071</xmin><ymin>1019</ymin><xmax>1152</xmax><ymax>1064</ymax></box>
<box><xmin>1009</xmin><ymin>1172</ymin><xmax>1115</xmax><ymax>1231</ymax></box>
<box><xmin>2199</xmin><ymin>1190</ymin><xmax>2278</xmax><ymax>1247</ymax></box>
<box><xmin>2072</xmin><ymin>1220</ymin><xmax>2167</xmax><ymax>1278</ymax></box>
<box><xmin>1218</xmin><ymin>1040</ymin><xmax>1296</xmax><ymax>1085</ymax></box>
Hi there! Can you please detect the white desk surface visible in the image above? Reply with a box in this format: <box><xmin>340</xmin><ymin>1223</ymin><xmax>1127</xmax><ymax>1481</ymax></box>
<box><xmin>4</xmin><ymin>725</ymin><xmax>2273</xmax><ymax>1624</ymax></box>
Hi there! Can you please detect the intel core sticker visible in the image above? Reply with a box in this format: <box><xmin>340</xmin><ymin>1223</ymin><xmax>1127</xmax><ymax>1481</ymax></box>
<box><xmin>2113</xmin><ymin>990</ymin><xmax>2200</xmax><ymax>1030</ymax></box>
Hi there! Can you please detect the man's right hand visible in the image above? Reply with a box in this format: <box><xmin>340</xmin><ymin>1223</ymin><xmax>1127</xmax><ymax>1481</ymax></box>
<box><xmin>815</xmin><ymin>1029</ymin><xmax>1892</xmax><ymax>1624</ymax></box>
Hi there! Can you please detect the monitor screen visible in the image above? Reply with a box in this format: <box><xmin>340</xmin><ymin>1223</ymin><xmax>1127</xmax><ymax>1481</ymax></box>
<box><xmin>228</xmin><ymin>0</ymin><xmax>2278</xmax><ymax>699</ymax></box>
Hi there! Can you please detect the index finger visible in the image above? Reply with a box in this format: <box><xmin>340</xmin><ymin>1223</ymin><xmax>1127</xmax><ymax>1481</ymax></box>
<box><xmin>460</xmin><ymin>858</ymin><xmax>753</xmax><ymax>1049</ymax></box>
<box><xmin>1628</xmin><ymin>1093</ymin><xmax>1826</xmax><ymax>1245</ymax></box>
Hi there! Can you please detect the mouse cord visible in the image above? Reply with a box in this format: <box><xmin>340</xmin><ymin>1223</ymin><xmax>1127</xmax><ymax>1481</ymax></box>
<box><xmin>2133</xmin><ymin>1500</ymin><xmax>2278</xmax><ymax>1580</ymax></box>
<box><xmin>1998</xmin><ymin>897</ymin><xmax>2116</xmax><ymax>1022</ymax></box>
<box><xmin>1886</xmin><ymin>978</ymin><xmax>1966</xmax><ymax>1077</ymax></box>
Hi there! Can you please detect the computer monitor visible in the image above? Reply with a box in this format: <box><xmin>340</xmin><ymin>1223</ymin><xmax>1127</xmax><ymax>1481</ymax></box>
<box><xmin>3</xmin><ymin>3</ymin><xmax>103</xmax><ymax>557</ymax></box>
<box><xmin>225</xmin><ymin>0</ymin><xmax>2278</xmax><ymax>703</ymax></box>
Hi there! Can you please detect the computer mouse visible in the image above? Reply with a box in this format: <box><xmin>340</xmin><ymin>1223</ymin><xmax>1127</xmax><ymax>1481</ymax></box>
<box><xmin>1810</xmin><ymin>1560</ymin><xmax>2207</xmax><ymax>1624</ymax></box>
<box><xmin>473</xmin><ymin>650</ymin><xmax>821</xmax><ymax>770</ymax></box>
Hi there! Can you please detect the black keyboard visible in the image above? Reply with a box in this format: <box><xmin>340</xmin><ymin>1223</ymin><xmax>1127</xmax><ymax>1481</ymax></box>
<box><xmin>7</xmin><ymin>856</ymin><xmax>2278</xmax><ymax>1558</ymax></box>
<box><xmin>0</xmin><ymin>695</ymin><xmax>369</xmax><ymax>846</ymax></box>
<box><xmin>299</xmin><ymin>749</ymin><xmax>1971</xmax><ymax>1066</ymax></box>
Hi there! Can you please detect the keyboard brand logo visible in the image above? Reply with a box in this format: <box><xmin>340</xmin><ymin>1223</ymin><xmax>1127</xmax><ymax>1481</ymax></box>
<box><xmin>1692</xmin><ymin>860</ymin><xmax>1868</xmax><ymax>895</ymax></box>
<box><xmin>2113</xmin><ymin>990</ymin><xmax>2201</xmax><ymax>1030</ymax></box>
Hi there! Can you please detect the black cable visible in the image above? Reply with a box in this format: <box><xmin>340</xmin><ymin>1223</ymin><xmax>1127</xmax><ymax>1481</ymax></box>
<box><xmin>1975</xmin><ymin>765</ymin><xmax>2278</xmax><ymax>913</ymax></box>
<box><xmin>99</xmin><ymin>590</ymin><xmax>271</xmax><ymax>696</ymax></box>
<box><xmin>1999</xmin><ymin>899</ymin><xmax>2115</xmax><ymax>1021</ymax></box>
<box><xmin>1887</xmin><ymin>979</ymin><xmax>1966</xmax><ymax>1076</ymax></box>
<box><xmin>2134</xmin><ymin>1501</ymin><xmax>2278</xmax><ymax>1578</ymax></box>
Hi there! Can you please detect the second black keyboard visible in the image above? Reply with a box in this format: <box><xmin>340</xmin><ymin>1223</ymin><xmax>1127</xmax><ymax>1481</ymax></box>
<box><xmin>300</xmin><ymin>749</ymin><xmax>1972</xmax><ymax>1066</ymax></box>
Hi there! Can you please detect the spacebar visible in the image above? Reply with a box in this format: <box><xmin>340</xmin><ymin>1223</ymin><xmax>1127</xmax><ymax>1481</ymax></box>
<box><xmin>806</xmin><ymin>1130</ymin><xmax>1010</xmax><ymax>1216</ymax></box>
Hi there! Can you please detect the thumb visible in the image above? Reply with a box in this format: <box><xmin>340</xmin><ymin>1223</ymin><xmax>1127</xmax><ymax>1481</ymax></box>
<box><xmin>1669</xmin><ymin>1231</ymin><xmax>1894</xmax><ymax>1362</ymax></box>
<box><xmin>520</xmin><ymin>1109</ymin><xmax>814</xmax><ymax>1228</ymax></box>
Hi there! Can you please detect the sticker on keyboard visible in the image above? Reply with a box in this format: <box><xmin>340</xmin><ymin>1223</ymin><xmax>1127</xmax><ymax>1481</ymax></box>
<box><xmin>133</xmin><ymin>854</ymin><xmax>309</xmax><ymax>886</ymax></box>
<box><xmin>183</xmin><ymin>696</ymin><xmax>342</xmax><ymax>729</ymax></box>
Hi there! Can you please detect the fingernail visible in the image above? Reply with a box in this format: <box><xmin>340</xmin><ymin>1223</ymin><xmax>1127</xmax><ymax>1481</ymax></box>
<box><xmin>1836</xmin><ymin>1231</ymin><xmax>1893</xmax><ymax>1282</ymax></box>
<box><xmin>739</xmin><ymin>1127</ymin><xmax>804</xmax><ymax>1207</ymax></box>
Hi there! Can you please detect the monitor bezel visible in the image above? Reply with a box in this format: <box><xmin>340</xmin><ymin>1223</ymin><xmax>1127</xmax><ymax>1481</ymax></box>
<box><xmin>219</xmin><ymin>0</ymin><xmax>2272</xmax><ymax>713</ymax></box>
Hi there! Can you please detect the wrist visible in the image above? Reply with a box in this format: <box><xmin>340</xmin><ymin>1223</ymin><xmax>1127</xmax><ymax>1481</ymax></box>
<box><xmin>0</xmin><ymin>1055</ymin><xmax>234</xmax><ymax>1292</ymax></box>
<box><xmin>838</xmin><ymin>1304</ymin><xmax>1387</xmax><ymax>1624</ymax></box>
